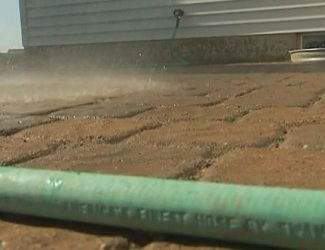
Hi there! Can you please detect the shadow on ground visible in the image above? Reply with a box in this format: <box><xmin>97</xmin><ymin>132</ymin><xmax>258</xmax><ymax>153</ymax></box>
<box><xmin>0</xmin><ymin>212</ymin><xmax>286</xmax><ymax>250</ymax></box>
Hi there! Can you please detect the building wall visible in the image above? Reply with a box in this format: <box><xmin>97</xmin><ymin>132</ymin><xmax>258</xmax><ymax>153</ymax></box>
<box><xmin>26</xmin><ymin>34</ymin><xmax>296</xmax><ymax>67</ymax></box>
<box><xmin>20</xmin><ymin>0</ymin><xmax>325</xmax><ymax>47</ymax></box>
<box><xmin>19</xmin><ymin>0</ymin><xmax>325</xmax><ymax>64</ymax></box>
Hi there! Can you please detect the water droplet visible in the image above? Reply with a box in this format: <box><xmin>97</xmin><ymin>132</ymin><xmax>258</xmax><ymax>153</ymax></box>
<box><xmin>46</xmin><ymin>178</ymin><xmax>63</xmax><ymax>188</ymax></box>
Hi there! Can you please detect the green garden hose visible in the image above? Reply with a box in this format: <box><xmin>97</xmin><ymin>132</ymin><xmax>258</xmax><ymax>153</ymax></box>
<box><xmin>1</xmin><ymin>166</ymin><xmax>325</xmax><ymax>249</ymax></box>
<box><xmin>168</xmin><ymin>9</ymin><xmax>189</xmax><ymax>66</ymax></box>
<box><xmin>131</xmin><ymin>9</ymin><xmax>189</xmax><ymax>69</ymax></box>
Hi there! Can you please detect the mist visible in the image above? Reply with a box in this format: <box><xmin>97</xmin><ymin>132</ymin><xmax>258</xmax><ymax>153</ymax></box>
<box><xmin>0</xmin><ymin>68</ymin><xmax>166</xmax><ymax>104</ymax></box>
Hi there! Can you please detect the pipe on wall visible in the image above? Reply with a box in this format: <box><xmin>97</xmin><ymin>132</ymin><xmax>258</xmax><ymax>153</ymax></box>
<box><xmin>0</xmin><ymin>166</ymin><xmax>325</xmax><ymax>249</ymax></box>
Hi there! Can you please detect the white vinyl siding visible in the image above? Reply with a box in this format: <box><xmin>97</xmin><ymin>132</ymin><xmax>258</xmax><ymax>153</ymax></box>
<box><xmin>20</xmin><ymin>0</ymin><xmax>325</xmax><ymax>47</ymax></box>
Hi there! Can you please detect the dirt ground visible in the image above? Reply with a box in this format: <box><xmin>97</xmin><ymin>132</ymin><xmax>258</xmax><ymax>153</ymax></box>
<box><xmin>1</xmin><ymin>63</ymin><xmax>325</xmax><ymax>249</ymax></box>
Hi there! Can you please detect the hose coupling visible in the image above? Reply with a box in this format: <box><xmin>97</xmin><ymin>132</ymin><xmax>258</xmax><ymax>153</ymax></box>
<box><xmin>173</xmin><ymin>9</ymin><xmax>184</xmax><ymax>20</ymax></box>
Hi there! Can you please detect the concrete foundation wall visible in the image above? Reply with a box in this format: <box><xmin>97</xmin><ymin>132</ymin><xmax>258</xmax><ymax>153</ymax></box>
<box><xmin>27</xmin><ymin>34</ymin><xmax>298</xmax><ymax>67</ymax></box>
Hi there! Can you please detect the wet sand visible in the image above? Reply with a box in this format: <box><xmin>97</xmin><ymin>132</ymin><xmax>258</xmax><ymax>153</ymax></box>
<box><xmin>1</xmin><ymin>63</ymin><xmax>325</xmax><ymax>249</ymax></box>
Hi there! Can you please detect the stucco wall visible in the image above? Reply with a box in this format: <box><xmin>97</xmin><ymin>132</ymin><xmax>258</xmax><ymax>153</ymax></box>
<box><xmin>27</xmin><ymin>33</ymin><xmax>297</xmax><ymax>67</ymax></box>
